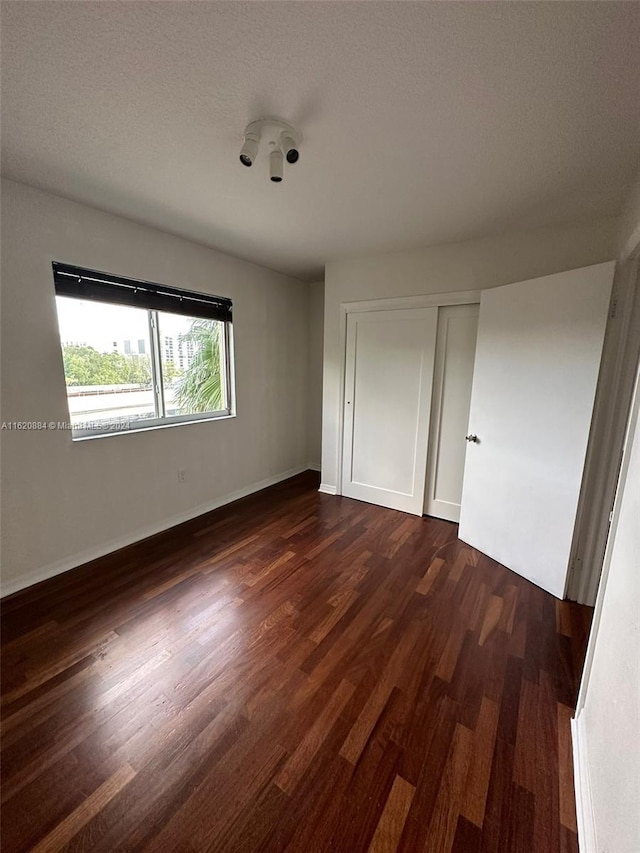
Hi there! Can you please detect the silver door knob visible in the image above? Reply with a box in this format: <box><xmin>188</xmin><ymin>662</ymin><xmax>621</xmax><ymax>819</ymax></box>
<box><xmin>465</xmin><ymin>434</ymin><xmax>479</xmax><ymax>443</ymax></box>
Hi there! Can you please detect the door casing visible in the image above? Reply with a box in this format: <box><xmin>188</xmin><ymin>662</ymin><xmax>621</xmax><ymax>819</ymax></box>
<box><xmin>424</xmin><ymin>303</ymin><xmax>480</xmax><ymax>522</ymax></box>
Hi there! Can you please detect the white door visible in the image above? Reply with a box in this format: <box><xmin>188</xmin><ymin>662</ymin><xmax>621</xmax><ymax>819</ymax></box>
<box><xmin>424</xmin><ymin>303</ymin><xmax>479</xmax><ymax>522</ymax></box>
<box><xmin>459</xmin><ymin>262</ymin><xmax>614</xmax><ymax>598</ymax></box>
<box><xmin>342</xmin><ymin>307</ymin><xmax>438</xmax><ymax>514</ymax></box>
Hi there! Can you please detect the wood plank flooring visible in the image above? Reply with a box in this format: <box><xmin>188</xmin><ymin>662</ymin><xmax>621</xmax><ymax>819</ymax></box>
<box><xmin>1</xmin><ymin>471</ymin><xmax>592</xmax><ymax>852</ymax></box>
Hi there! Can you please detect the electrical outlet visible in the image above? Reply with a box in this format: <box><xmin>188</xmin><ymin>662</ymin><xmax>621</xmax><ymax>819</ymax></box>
<box><xmin>177</xmin><ymin>468</ymin><xmax>187</xmax><ymax>484</ymax></box>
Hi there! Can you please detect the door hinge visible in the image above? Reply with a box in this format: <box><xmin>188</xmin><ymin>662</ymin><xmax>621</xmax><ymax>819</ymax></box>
<box><xmin>610</xmin><ymin>299</ymin><xmax>618</xmax><ymax>319</ymax></box>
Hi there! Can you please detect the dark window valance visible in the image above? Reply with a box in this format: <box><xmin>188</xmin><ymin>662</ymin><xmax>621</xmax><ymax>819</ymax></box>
<box><xmin>52</xmin><ymin>262</ymin><xmax>232</xmax><ymax>324</ymax></box>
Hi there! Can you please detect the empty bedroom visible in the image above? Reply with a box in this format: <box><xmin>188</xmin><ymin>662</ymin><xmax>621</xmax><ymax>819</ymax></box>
<box><xmin>1</xmin><ymin>2</ymin><xmax>639</xmax><ymax>852</ymax></box>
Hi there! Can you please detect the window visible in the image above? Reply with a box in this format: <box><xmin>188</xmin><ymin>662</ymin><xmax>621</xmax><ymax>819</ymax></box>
<box><xmin>53</xmin><ymin>263</ymin><xmax>233</xmax><ymax>439</ymax></box>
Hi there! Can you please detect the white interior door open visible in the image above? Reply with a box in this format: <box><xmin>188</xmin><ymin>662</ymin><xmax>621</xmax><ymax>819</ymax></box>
<box><xmin>342</xmin><ymin>307</ymin><xmax>438</xmax><ymax>514</ymax></box>
<box><xmin>424</xmin><ymin>303</ymin><xmax>479</xmax><ymax>522</ymax></box>
<box><xmin>459</xmin><ymin>262</ymin><xmax>614</xmax><ymax>598</ymax></box>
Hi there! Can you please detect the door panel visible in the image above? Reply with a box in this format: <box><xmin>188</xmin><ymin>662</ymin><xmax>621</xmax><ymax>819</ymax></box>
<box><xmin>342</xmin><ymin>307</ymin><xmax>438</xmax><ymax>514</ymax></box>
<box><xmin>424</xmin><ymin>304</ymin><xmax>479</xmax><ymax>522</ymax></box>
<box><xmin>458</xmin><ymin>263</ymin><xmax>614</xmax><ymax>598</ymax></box>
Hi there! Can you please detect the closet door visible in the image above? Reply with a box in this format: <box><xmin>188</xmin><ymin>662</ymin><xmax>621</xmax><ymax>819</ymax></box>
<box><xmin>424</xmin><ymin>303</ymin><xmax>479</xmax><ymax>522</ymax></box>
<box><xmin>341</xmin><ymin>307</ymin><xmax>438</xmax><ymax>514</ymax></box>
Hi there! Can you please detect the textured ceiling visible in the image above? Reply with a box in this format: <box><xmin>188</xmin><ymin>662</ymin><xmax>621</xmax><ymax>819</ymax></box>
<box><xmin>2</xmin><ymin>1</ymin><xmax>640</xmax><ymax>280</ymax></box>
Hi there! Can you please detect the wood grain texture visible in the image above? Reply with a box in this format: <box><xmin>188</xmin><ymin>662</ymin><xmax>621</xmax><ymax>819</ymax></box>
<box><xmin>30</xmin><ymin>764</ymin><xmax>136</xmax><ymax>853</ymax></box>
<box><xmin>368</xmin><ymin>774</ymin><xmax>415</xmax><ymax>852</ymax></box>
<box><xmin>1</xmin><ymin>471</ymin><xmax>591</xmax><ymax>852</ymax></box>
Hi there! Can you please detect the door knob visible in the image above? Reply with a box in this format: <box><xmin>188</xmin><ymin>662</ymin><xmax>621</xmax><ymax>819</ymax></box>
<box><xmin>465</xmin><ymin>434</ymin><xmax>479</xmax><ymax>443</ymax></box>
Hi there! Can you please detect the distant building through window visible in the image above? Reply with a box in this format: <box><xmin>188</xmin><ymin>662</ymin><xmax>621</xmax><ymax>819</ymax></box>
<box><xmin>52</xmin><ymin>262</ymin><xmax>234</xmax><ymax>438</ymax></box>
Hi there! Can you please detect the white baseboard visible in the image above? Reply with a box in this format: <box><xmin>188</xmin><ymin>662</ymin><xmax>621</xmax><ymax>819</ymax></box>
<box><xmin>307</xmin><ymin>463</ymin><xmax>321</xmax><ymax>472</ymax></box>
<box><xmin>318</xmin><ymin>483</ymin><xmax>337</xmax><ymax>495</ymax></box>
<box><xmin>1</xmin><ymin>464</ymin><xmax>310</xmax><ymax>599</ymax></box>
<box><xmin>572</xmin><ymin>711</ymin><xmax>597</xmax><ymax>853</ymax></box>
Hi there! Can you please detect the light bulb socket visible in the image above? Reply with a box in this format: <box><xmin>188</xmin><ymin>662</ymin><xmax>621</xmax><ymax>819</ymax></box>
<box><xmin>239</xmin><ymin>132</ymin><xmax>260</xmax><ymax>167</ymax></box>
<box><xmin>270</xmin><ymin>148</ymin><xmax>284</xmax><ymax>183</ymax></box>
<box><xmin>279</xmin><ymin>133</ymin><xmax>300</xmax><ymax>164</ymax></box>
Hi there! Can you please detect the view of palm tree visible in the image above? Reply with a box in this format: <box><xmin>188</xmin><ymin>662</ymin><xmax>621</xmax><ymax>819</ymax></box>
<box><xmin>173</xmin><ymin>319</ymin><xmax>224</xmax><ymax>414</ymax></box>
<box><xmin>56</xmin><ymin>295</ymin><xmax>226</xmax><ymax>428</ymax></box>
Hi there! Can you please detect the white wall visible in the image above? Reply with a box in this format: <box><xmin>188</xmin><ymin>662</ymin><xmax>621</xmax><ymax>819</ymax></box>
<box><xmin>0</xmin><ymin>179</ymin><xmax>309</xmax><ymax>595</ymax></box>
<box><xmin>572</xmin><ymin>175</ymin><xmax>640</xmax><ymax>853</ymax></box>
<box><xmin>321</xmin><ymin>216</ymin><xmax>619</xmax><ymax>489</ymax></box>
<box><xmin>574</xmin><ymin>362</ymin><xmax>640</xmax><ymax>853</ymax></box>
<box><xmin>307</xmin><ymin>280</ymin><xmax>324</xmax><ymax>470</ymax></box>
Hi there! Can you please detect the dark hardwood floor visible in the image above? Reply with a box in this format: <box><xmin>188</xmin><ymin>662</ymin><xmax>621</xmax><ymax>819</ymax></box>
<box><xmin>1</xmin><ymin>471</ymin><xmax>592</xmax><ymax>852</ymax></box>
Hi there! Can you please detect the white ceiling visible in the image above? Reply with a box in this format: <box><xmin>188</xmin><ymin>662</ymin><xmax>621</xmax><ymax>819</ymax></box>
<box><xmin>2</xmin><ymin>2</ymin><xmax>639</xmax><ymax>281</ymax></box>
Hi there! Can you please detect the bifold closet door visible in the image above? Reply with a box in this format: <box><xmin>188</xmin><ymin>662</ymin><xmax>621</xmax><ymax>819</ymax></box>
<box><xmin>341</xmin><ymin>307</ymin><xmax>438</xmax><ymax>515</ymax></box>
<box><xmin>424</xmin><ymin>303</ymin><xmax>479</xmax><ymax>522</ymax></box>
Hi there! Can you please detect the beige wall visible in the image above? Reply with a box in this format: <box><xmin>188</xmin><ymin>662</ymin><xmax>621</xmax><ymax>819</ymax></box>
<box><xmin>321</xmin><ymin>216</ymin><xmax>619</xmax><ymax>489</ymax></box>
<box><xmin>0</xmin><ymin>179</ymin><xmax>310</xmax><ymax>595</ymax></box>
<box><xmin>307</xmin><ymin>280</ymin><xmax>324</xmax><ymax>470</ymax></box>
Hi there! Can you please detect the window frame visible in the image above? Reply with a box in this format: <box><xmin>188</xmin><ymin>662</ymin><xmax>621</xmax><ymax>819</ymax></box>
<box><xmin>53</xmin><ymin>264</ymin><xmax>235</xmax><ymax>440</ymax></box>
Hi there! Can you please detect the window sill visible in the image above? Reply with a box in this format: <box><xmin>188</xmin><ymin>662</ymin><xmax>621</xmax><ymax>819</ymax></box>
<box><xmin>71</xmin><ymin>411</ymin><xmax>236</xmax><ymax>441</ymax></box>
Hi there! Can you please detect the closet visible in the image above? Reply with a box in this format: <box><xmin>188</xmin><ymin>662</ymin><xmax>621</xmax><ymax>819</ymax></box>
<box><xmin>340</xmin><ymin>262</ymin><xmax>614</xmax><ymax>597</ymax></box>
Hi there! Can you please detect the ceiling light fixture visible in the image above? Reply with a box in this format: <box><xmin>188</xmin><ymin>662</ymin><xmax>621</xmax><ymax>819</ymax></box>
<box><xmin>239</xmin><ymin>117</ymin><xmax>301</xmax><ymax>184</ymax></box>
<box><xmin>269</xmin><ymin>148</ymin><xmax>284</xmax><ymax>183</ymax></box>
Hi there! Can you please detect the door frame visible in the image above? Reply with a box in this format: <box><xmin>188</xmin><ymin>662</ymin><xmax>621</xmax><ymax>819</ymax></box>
<box><xmin>571</xmin><ymin>355</ymin><xmax>640</xmax><ymax>851</ymax></box>
<box><xmin>424</xmin><ymin>302</ymin><xmax>480</xmax><ymax>522</ymax></box>
<box><xmin>567</xmin><ymin>255</ymin><xmax>640</xmax><ymax>603</ymax></box>
<box><xmin>335</xmin><ymin>290</ymin><xmax>480</xmax><ymax>498</ymax></box>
